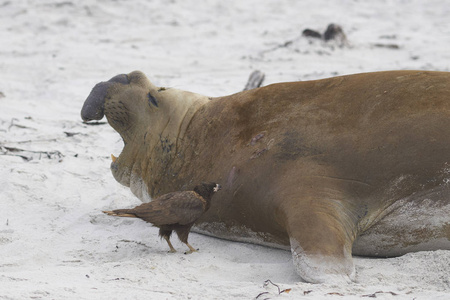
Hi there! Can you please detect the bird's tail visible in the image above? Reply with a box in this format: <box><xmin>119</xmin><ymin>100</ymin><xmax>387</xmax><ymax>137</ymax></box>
<box><xmin>103</xmin><ymin>209</ymin><xmax>137</xmax><ymax>218</ymax></box>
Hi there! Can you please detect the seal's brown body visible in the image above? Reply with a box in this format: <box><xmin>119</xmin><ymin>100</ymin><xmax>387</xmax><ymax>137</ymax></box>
<box><xmin>82</xmin><ymin>70</ymin><xmax>450</xmax><ymax>283</ymax></box>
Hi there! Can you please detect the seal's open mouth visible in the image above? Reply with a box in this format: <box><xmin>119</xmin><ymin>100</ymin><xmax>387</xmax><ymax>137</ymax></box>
<box><xmin>109</xmin><ymin>151</ymin><xmax>131</xmax><ymax>189</ymax></box>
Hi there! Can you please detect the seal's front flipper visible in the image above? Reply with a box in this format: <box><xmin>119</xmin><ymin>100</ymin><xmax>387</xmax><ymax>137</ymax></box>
<box><xmin>289</xmin><ymin>236</ymin><xmax>355</xmax><ymax>283</ymax></box>
<box><xmin>284</xmin><ymin>198</ymin><xmax>358</xmax><ymax>283</ymax></box>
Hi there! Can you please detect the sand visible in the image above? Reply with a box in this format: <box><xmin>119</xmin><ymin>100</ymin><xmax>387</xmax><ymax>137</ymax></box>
<box><xmin>1</xmin><ymin>0</ymin><xmax>449</xmax><ymax>299</ymax></box>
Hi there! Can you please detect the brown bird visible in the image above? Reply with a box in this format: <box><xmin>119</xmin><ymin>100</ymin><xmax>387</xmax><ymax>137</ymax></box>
<box><xmin>103</xmin><ymin>182</ymin><xmax>221</xmax><ymax>254</ymax></box>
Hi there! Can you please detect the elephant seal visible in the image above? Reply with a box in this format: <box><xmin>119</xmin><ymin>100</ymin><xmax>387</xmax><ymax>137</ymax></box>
<box><xmin>81</xmin><ymin>70</ymin><xmax>450</xmax><ymax>283</ymax></box>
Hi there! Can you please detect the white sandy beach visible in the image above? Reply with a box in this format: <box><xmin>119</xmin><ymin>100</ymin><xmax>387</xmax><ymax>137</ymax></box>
<box><xmin>1</xmin><ymin>0</ymin><xmax>449</xmax><ymax>299</ymax></box>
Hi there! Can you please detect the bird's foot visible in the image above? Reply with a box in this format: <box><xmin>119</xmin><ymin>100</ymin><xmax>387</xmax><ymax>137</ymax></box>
<box><xmin>184</xmin><ymin>248</ymin><xmax>199</xmax><ymax>255</ymax></box>
<box><xmin>184</xmin><ymin>242</ymin><xmax>199</xmax><ymax>254</ymax></box>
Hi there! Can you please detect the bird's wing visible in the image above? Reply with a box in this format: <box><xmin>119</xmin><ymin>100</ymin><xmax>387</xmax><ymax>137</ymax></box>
<box><xmin>166</xmin><ymin>191</ymin><xmax>206</xmax><ymax>225</ymax></box>
<box><xmin>131</xmin><ymin>191</ymin><xmax>205</xmax><ymax>226</ymax></box>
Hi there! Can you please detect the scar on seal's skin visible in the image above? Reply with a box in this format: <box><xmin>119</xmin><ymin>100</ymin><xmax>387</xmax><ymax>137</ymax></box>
<box><xmin>251</xmin><ymin>148</ymin><xmax>267</xmax><ymax>159</ymax></box>
<box><xmin>250</xmin><ymin>132</ymin><xmax>266</xmax><ymax>146</ymax></box>
<box><xmin>226</xmin><ymin>166</ymin><xmax>239</xmax><ymax>188</ymax></box>
<box><xmin>250</xmin><ymin>138</ymin><xmax>275</xmax><ymax>159</ymax></box>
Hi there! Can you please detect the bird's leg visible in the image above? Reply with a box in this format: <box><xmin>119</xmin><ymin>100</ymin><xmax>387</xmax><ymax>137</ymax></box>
<box><xmin>174</xmin><ymin>228</ymin><xmax>198</xmax><ymax>254</ymax></box>
<box><xmin>164</xmin><ymin>236</ymin><xmax>177</xmax><ymax>253</ymax></box>
<box><xmin>184</xmin><ymin>242</ymin><xmax>198</xmax><ymax>254</ymax></box>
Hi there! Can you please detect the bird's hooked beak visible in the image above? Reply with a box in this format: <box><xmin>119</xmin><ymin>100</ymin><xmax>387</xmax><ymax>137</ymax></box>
<box><xmin>213</xmin><ymin>184</ymin><xmax>222</xmax><ymax>192</ymax></box>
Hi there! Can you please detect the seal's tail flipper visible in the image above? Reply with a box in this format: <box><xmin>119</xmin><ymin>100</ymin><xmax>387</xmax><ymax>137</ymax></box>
<box><xmin>243</xmin><ymin>70</ymin><xmax>265</xmax><ymax>91</ymax></box>
<box><xmin>103</xmin><ymin>210</ymin><xmax>137</xmax><ymax>218</ymax></box>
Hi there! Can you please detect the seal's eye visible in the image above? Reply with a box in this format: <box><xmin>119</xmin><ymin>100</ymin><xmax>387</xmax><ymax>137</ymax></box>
<box><xmin>148</xmin><ymin>93</ymin><xmax>158</xmax><ymax>107</ymax></box>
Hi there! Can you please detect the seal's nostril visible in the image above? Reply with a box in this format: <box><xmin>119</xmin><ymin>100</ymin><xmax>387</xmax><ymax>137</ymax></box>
<box><xmin>80</xmin><ymin>81</ymin><xmax>110</xmax><ymax>121</ymax></box>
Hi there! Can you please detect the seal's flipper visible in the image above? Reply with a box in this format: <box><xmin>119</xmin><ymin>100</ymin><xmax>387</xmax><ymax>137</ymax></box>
<box><xmin>289</xmin><ymin>236</ymin><xmax>355</xmax><ymax>283</ymax></box>
<box><xmin>283</xmin><ymin>194</ymin><xmax>358</xmax><ymax>283</ymax></box>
